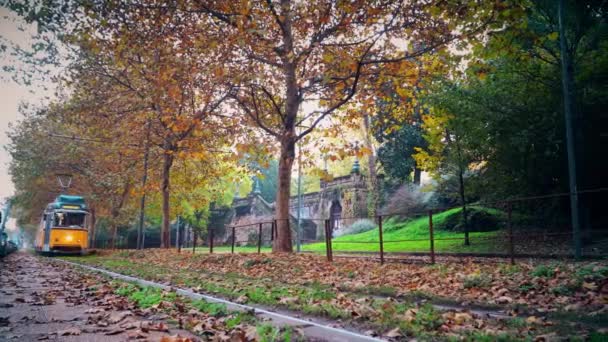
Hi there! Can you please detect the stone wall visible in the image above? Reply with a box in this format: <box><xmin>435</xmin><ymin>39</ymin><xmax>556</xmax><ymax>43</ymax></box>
<box><xmin>223</xmin><ymin>169</ymin><xmax>370</xmax><ymax>242</ymax></box>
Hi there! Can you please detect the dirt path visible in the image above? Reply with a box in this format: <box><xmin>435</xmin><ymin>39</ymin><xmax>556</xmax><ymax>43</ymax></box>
<box><xmin>0</xmin><ymin>252</ymin><xmax>197</xmax><ymax>341</ymax></box>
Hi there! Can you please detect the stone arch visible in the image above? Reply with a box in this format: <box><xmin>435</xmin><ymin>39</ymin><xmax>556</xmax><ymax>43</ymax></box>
<box><xmin>330</xmin><ymin>200</ymin><xmax>342</xmax><ymax>231</ymax></box>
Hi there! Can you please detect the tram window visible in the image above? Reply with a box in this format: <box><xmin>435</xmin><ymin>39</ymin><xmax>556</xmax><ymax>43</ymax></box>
<box><xmin>53</xmin><ymin>212</ymin><xmax>85</xmax><ymax>227</ymax></box>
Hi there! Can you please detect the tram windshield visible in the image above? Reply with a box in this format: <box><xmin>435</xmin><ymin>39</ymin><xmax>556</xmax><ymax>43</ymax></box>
<box><xmin>53</xmin><ymin>211</ymin><xmax>86</xmax><ymax>228</ymax></box>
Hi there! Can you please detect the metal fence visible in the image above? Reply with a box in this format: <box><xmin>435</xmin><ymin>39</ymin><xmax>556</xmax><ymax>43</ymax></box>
<box><xmin>92</xmin><ymin>189</ymin><xmax>607</xmax><ymax>264</ymax></box>
<box><xmin>200</xmin><ymin>189</ymin><xmax>607</xmax><ymax>264</ymax></box>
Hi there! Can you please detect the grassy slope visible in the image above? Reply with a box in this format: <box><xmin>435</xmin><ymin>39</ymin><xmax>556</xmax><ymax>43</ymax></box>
<box><xmin>301</xmin><ymin>207</ymin><xmax>505</xmax><ymax>253</ymax></box>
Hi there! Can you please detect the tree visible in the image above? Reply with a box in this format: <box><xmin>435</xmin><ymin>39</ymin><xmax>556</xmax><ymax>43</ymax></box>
<box><xmin>67</xmin><ymin>3</ymin><xmax>239</xmax><ymax>248</ymax></box>
<box><xmin>6</xmin><ymin>102</ymin><xmax>139</xmax><ymax>246</ymax></box>
<box><xmin>4</xmin><ymin>0</ymin><xmax>513</xmax><ymax>252</ymax></box>
<box><xmin>249</xmin><ymin>159</ymin><xmax>279</xmax><ymax>203</ymax></box>
<box><xmin>193</xmin><ymin>0</ymin><xmax>505</xmax><ymax>252</ymax></box>
<box><xmin>376</xmin><ymin>124</ymin><xmax>426</xmax><ymax>186</ymax></box>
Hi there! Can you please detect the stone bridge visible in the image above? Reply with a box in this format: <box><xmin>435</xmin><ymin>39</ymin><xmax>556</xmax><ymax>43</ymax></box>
<box><xmin>222</xmin><ymin>163</ymin><xmax>370</xmax><ymax>244</ymax></box>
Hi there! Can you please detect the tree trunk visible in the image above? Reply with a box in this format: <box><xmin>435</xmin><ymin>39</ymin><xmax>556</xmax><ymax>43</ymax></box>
<box><xmin>458</xmin><ymin>166</ymin><xmax>470</xmax><ymax>246</ymax></box>
<box><xmin>413</xmin><ymin>168</ymin><xmax>422</xmax><ymax>185</ymax></box>
<box><xmin>161</xmin><ymin>150</ymin><xmax>174</xmax><ymax>248</ymax></box>
<box><xmin>274</xmin><ymin>1</ymin><xmax>297</xmax><ymax>253</ymax></box>
<box><xmin>137</xmin><ymin>118</ymin><xmax>151</xmax><ymax>250</ymax></box>
<box><xmin>274</xmin><ymin>135</ymin><xmax>295</xmax><ymax>252</ymax></box>
<box><xmin>558</xmin><ymin>0</ymin><xmax>581</xmax><ymax>258</ymax></box>
<box><xmin>192</xmin><ymin>229</ymin><xmax>197</xmax><ymax>253</ymax></box>
<box><xmin>89</xmin><ymin>207</ymin><xmax>96</xmax><ymax>249</ymax></box>
<box><xmin>110</xmin><ymin>223</ymin><xmax>118</xmax><ymax>249</ymax></box>
<box><xmin>449</xmin><ymin>130</ymin><xmax>469</xmax><ymax>246</ymax></box>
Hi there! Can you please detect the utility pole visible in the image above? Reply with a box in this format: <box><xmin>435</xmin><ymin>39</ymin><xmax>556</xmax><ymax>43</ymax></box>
<box><xmin>558</xmin><ymin>0</ymin><xmax>582</xmax><ymax>259</ymax></box>
<box><xmin>137</xmin><ymin>118</ymin><xmax>151</xmax><ymax>250</ymax></box>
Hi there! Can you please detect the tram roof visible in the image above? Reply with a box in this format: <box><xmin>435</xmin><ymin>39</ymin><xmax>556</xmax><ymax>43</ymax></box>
<box><xmin>47</xmin><ymin>195</ymin><xmax>87</xmax><ymax>210</ymax></box>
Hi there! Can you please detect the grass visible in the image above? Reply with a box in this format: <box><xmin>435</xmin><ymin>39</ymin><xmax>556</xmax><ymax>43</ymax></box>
<box><xmin>301</xmin><ymin>207</ymin><xmax>503</xmax><ymax>253</ymax></box>
<box><xmin>114</xmin><ymin>283</ymin><xmax>176</xmax><ymax>308</ymax></box>
<box><xmin>59</xmin><ymin>252</ymin><xmax>607</xmax><ymax>341</ymax></box>
<box><xmin>108</xmin><ymin>277</ymin><xmax>296</xmax><ymax>341</ymax></box>
<box><xmin>186</xmin><ymin>207</ymin><xmax>503</xmax><ymax>255</ymax></box>
<box><xmin>191</xmin><ymin>299</ymin><xmax>229</xmax><ymax>317</ymax></box>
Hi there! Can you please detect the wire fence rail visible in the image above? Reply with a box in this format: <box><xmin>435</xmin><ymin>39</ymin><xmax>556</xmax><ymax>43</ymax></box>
<box><xmin>93</xmin><ymin>189</ymin><xmax>608</xmax><ymax>264</ymax></box>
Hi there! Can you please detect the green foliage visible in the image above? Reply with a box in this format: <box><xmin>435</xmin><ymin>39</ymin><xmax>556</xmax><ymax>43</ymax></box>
<box><xmin>128</xmin><ymin>287</ymin><xmax>170</xmax><ymax>308</ymax></box>
<box><xmin>243</xmin><ymin>258</ymin><xmax>272</xmax><ymax>269</ymax></box>
<box><xmin>299</xmin><ymin>281</ymin><xmax>335</xmax><ymax>302</ymax></box>
<box><xmin>531</xmin><ymin>265</ymin><xmax>555</xmax><ymax>278</ymax></box>
<box><xmin>255</xmin><ymin>159</ymin><xmax>279</xmax><ymax>203</ymax></box>
<box><xmin>375</xmin><ymin>123</ymin><xmax>427</xmax><ymax>185</ymax></box>
<box><xmin>518</xmin><ymin>283</ymin><xmax>536</xmax><ymax>293</ymax></box>
<box><xmin>115</xmin><ymin>285</ymin><xmax>167</xmax><ymax>308</ymax></box>
<box><xmin>434</xmin><ymin>207</ymin><xmax>505</xmax><ymax>232</ymax></box>
<box><xmin>191</xmin><ymin>299</ymin><xmax>228</xmax><ymax>317</ymax></box>
<box><xmin>225</xmin><ymin>312</ymin><xmax>250</xmax><ymax>329</ymax></box>
<box><xmin>463</xmin><ymin>274</ymin><xmax>492</xmax><ymax>289</ymax></box>
<box><xmin>115</xmin><ymin>283</ymin><xmax>137</xmax><ymax>297</ymax></box>
<box><xmin>255</xmin><ymin>324</ymin><xmax>281</xmax><ymax>342</ymax></box>
<box><xmin>575</xmin><ymin>265</ymin><xmax>608</xmax><ymax>282</ymax></box>
<box><xmin>551</xmin><ymin>284</ymin><xmax>576</xmax><ymax>296</ymax></box>
<box><xmin>499</xmin><ymin>264</ymin><xmax>522</xmax><ymax>276</ymax></box>
<box><xmin>505</xmin><ymin>317</ymin><xmax>527</xmax><ymax>328</ymax></box>
<box><xmin>590</xmin><ymin>332</ymin><xmax>608</xmax><ymax>342</ymax></box>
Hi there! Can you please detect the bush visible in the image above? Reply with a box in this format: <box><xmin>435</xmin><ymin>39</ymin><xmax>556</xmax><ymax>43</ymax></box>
<box><xmin>381</xmin><ymin>185</ymin><xmax>431</xmax><ymax>217</ymax></box>
<box><xmin>531</xmin><ymin>264</ymin><xmax>555</xmax><ymax>278</ymax></box>
<box><xmin>335</xmin><ymin>219</ymin><xmax>376</xmax><ymax>237</ymax></box>
<box><xmin>435</xmin><ymin>207</ymin><xmax>504</xmax><ymax>232</ymax></box>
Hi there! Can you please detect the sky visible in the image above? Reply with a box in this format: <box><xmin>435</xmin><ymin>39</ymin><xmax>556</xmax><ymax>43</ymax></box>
<box><xmin>1</xmin><ymin>8</ymin><xmax>55</xmax><ymax>233</ymax></box>
<box><xmin>0</xmin><ymin>8</ymin><xmax>51</xmax><ymax>204</ymax></box>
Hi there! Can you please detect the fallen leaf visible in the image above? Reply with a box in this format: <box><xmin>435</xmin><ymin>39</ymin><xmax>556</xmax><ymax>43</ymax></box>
<box><xmin>244</xmin><ymin>325</ymin><xmax>258</xmax><ymax>340</ymax></box>
<box><xmin>454</xmin><ymin>312</ymin><xmax>472</xmax><ymax>324</ymax></box>
<box><xmin>526</xmin><ymin>316</ymin><xmax>541</xmax><ymax>324</ymax></box>
<box><xmin>582</xmin><ymin>282</ymin><xmax>598</xmax><ymax>291</ymax></box>
<box><xmin>160</xmin><ymin>334</ymin><xmax>193</xmax><ymax>342</ymax></box>
<box><xmin>385</xmin><ymin>327</ymin><xmax>402</xmax><ymax>338</ymax></box>
<box><xmin>150</xmin><ymin>322</ymin><xmax>169</xmax><ymax>332</ymax></box>
<box><xmin>105</xmin><ymin>328</ymin><xmax>125</xmax><ymax>335</ymax></box>
<box><xmin>235</xmin><ymin>295</ymin><xmax>248</xmax><ymax>304</ymax></box>
<box><xmin>127</xmin><ymin>329</ymin><xmax>148</xmax><ymax>340</ymax></box>
<box><xmin>85</xmin><ymin>308</ymin><xmax>105</xmax><ymax>314</ymax></box>
<box><xmin>57</xmin><ymin>327</ymin><xmax>81</xmax><ymax>336</ymax></box>
<box><xmin>108</xmin><ymin>311</ymin><xmax>132</xmax><ymax>324</ymax></box>
<box><xmin>278</xmin><ymin>296</ymin><xmax>299</xmax><ymax>305</ymax></box>
<box><xmin>495</xmin><ymin>296</ymin><xmax>513</xmax><ymax>304</ymax></box>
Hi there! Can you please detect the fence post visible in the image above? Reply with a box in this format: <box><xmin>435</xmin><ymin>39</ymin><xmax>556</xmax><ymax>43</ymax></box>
<box><xmin>271</xmin><ymin>220</ymin><xmax>275</xmax><ymax>241</ymax></box>
<box><xmin>378</xmin><ymin>215</ymin><xmax>384</xmax><ymax>265</ymax></box>
<box><xmin>429</xmin><ymin>210</ymin><xmax>435</xmax><ymax>265</ymax></box>
<box><xmin>324</xmin><ymin>219</ymin><xmax>333</xmax><ymax>262</ymax></box>
<box><xmin>209</xmin><ymin>228</ymin><xmax>214</xmax><ymax>254</ymax></box>
<box><xmin>231</xmin><ymin>226</ymin><xmax>236</xmax><ymax>254</ymax></box>
<box><xmin>258</xmin><ymin>223</ymin><xmax>263</xmax><ymax>254</ymax></box>
<box><xmin>508</xmin><ymin>202</ymin><xmax>515</xmax><ymax>265</ymax></box>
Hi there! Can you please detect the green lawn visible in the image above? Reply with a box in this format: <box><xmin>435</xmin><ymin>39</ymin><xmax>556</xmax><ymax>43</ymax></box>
<box><xmin>190</xmin><ymin>207</ymin><xmax>507</xmax><ymax>255</ymax></box>
<box><xmin>301</xmin><ymin>207</ymin><xmax>506</xmax><ymax>254</ymax></box>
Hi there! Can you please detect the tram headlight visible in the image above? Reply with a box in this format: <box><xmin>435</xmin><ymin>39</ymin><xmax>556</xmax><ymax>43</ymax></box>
<box><xmin>65</xmin><ymin>235</ymin><xmax>73</xmax><ymax>242</ymax></box>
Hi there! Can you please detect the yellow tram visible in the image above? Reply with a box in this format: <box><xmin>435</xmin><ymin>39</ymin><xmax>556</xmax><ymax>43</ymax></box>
<box><xmin>35</xmin><ymin>195</ymin><xmax>89</xmax><ymax>255</ymax></box>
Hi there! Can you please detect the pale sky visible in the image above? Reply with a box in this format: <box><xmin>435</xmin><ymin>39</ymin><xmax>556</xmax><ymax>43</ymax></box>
<box><xmin>1</xmin><ymin>8</ymin><xmax>53</xmax><ymax>203</ymax></box>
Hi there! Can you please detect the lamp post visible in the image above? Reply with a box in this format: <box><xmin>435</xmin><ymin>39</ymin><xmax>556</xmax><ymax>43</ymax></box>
<box><xmin>296</xmin><ymin>138</ymin><xmax>302</xmax><ymax>252</ymax></box>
